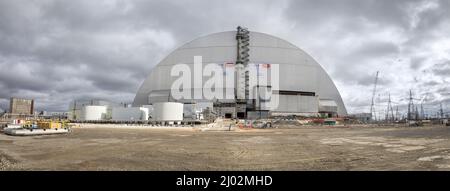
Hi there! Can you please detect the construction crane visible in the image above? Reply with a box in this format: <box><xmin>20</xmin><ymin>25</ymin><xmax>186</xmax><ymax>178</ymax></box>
<box><xmin>369</xmin><ymin>71</ymin><xmax>379</xmax><ymax>121</ymax></box>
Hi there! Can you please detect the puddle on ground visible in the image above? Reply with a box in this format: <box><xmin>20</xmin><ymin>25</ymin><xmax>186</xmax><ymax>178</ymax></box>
<box><xmin>417</xmin><ymin>155</ymin><xmax>450</xmax><ymax>162</ymax></box>
<box><xmin>320</xmin><ymin>137</ymin><xmax>443</xmax><ymax>153</ymax></box>
<box><xmin>88</xmin><ymin>138</ymin><xmax>123</xmax><ymax>144</ymax></box>
<box><xmin>233</xmin><ymin>136</ymin><xmax>273</xmax><ymax>144</ymax></box>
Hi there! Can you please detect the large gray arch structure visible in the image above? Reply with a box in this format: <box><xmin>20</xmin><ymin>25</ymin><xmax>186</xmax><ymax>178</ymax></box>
<box><xmin>133</xmin><ymin>31</ymin><xmax>347</xmax><ymax>116</ymax></box>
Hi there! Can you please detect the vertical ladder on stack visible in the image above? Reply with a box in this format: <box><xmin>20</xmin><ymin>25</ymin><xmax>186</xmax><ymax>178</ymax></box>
<box><xmin>235</xmin><ymin>26</ymin><xmax>251</xmax><ymax>118</ymax></box>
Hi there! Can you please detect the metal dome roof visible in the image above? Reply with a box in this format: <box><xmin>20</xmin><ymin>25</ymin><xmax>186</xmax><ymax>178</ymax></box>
<box><xmin>133</xmin><ymin>31</ymin><xmax>347</xmax><ymax>115</ymax></box>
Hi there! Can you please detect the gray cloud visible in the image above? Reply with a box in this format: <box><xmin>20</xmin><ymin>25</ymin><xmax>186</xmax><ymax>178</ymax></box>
<box><xmin>281</xmin><ymin>0</ymin><xmax>450</xmax><ymax>114</ymax></box>
<box><xmin>355</xmin><ymin>42</ymin><xmax>400</xmax><ymax>58</ymax></box>
<box><xmin>432</xmin><ymin>62</ymin><xmax>450</xmax><ymax>76</ymax></box>
<box><xmin>0</xmin><ymin>0</ymin><xmax>449</xmax><ymax>114</ymax></box>
<box><xmin>410</xmin><ymin>56</ymin><xmax>427</xmax><ymax>70</ymax></box>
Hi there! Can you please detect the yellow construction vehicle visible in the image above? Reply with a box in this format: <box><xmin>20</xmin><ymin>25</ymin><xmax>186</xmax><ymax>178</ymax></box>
<box><xmin>37</xmin><ymin>121</ymin><xmax>62</xmax><ymax>129</ymax></box>
<box><xmin>37</xmin><ymin>120</ymin><xmax>71</xmax><ymax>129</ymax></box>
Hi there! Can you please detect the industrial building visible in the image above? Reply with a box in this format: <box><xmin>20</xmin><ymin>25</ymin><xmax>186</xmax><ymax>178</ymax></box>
<box><xmin>67</xmin><ymin>27</ymin><xmax>347</xmax><ymax>122</ymax></box>
<box><xmin>68</xmin><ymin>100</ymin><xmax>118</xmax><ymax>120</ymax></box>
<box><xmin>133</xmin><ymin>27</ymin><xmax>347</xmax><ymax>119</ymax></box>
<box><xmin>9</xmin><ymin>98</ymin><xmax>34</xmax><ymax>115</ymax></box>
<box><xmin>349</xmin><ymin>113</ymin><xmax>372</xmax><ymax>123</ymax></box>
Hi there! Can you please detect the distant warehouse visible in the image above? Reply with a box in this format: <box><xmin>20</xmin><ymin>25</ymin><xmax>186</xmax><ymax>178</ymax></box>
<box><xmin>9</xmin><ymin>97</ymin><xmax>34</xmax><ymax>115</ymax></box>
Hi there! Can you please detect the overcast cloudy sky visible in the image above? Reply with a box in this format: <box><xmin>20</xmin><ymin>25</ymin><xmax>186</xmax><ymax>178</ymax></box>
<box><xmin>0</xmin><ymin>0</ymin><xmax>449</xmax><ymax>116</ymax></box>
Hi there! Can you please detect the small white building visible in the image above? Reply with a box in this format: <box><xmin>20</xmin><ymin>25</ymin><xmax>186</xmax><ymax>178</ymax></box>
<box><xmin>142</xmin><ymin>105</ymin><xmax>154</xmax><ymax>119</ymax></box>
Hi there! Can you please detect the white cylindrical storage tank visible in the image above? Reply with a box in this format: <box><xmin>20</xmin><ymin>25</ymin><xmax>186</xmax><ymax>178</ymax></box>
<box><xmin>142</xmin><ymin>105</ymin><xmax>154</xmax><ymax>118</ymax></box>
<box><xmin>153</xmin><ymin>102</ymin><xmax>183</xmax><ymax>121</ymax></box>
<box><xmin>82</xmin><ymin>106</ymin><xmax>107</xmax><ymax>120</ymax></box>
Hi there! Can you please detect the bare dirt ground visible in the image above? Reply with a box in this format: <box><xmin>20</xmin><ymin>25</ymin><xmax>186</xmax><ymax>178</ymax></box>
<box><xmin>1</xmin><ymin>125</ymin><xmax>450</xmax><ymax>171</ymax></box>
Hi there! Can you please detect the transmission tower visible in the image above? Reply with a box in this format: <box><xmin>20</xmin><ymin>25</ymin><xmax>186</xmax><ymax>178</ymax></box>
<box><xmin>420</xmin><ymin>104</ymin><xmax>424</xmax><ymax>120</ymax></box>
<box><xmin>419</xmin><ymin>93</ymin><xmax>428</xmax><ymax>120</ymax></box>
<box><xmin>415</xmin><ymin>106</ymin><xmax>419</xmax><ymax>120</ymax></box>
<box><xmin>370</xmin><ymin>71</ymin><xmax>379</xmax><ymax>121</ymax></box>
<box><xmin>385</xmin><ymin>93</ymin><xmax>394</xmax><ymax>122</ymax></box>
<box><xmin>395</xmin><ymin>106</ymin><xmax>399</xmax><ymax>121</ymax></box>
<box><xmin>440</xmin><ymin>103</ymin><xmax>444</xmax><ymax>119</ymax></box>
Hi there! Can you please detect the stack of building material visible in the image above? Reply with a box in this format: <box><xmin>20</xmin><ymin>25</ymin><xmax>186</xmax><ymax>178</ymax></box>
<box><xmin>37</xmin><ymin>121</ymin><xmax>62</xmax><ymax>129</ymax></box>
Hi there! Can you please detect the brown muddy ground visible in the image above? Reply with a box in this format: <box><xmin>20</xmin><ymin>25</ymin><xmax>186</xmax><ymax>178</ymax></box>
<box><xmin>1</xmin><ymin>125</ymin><xmax>450</xmax><ymax>170</ymax></box>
